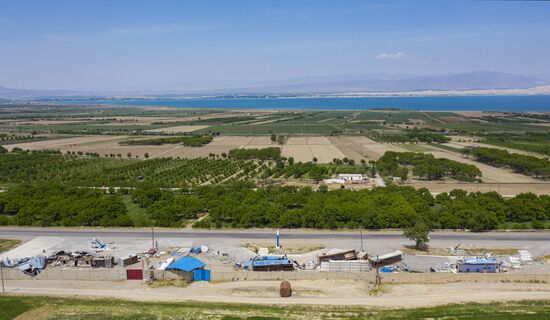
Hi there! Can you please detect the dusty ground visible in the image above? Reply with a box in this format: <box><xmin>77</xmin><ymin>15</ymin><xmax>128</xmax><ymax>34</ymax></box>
<box><xmin>428</xmin><ymin>150</ymin><xmax>542</xmax><ymax>183</ymax></box>
<box><xmin>445</xmin><ymin>140</ymin><xmax>548</xmax><ymax>158</ymax></box>
<box><xmin>283</xmin><ymin>136</ymin><xmax>345</xmax><ymax>163</ymax></box>
<box><xmin>4</xmin><ymin>279</ymin><xmax>550</xmax><ymax>307</ymax></box>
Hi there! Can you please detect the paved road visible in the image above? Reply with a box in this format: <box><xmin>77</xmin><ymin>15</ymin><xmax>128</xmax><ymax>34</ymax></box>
<box><xmin>0</xmin><ymin>227</ymin><xmax>548</xmax><ymax>242</ymax></box>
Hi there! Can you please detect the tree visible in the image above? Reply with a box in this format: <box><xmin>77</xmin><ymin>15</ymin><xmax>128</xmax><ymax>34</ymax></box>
<box><xmin>312</xmin><ymin>157</ymin><xmax>318</xmax><ymax>163</ymax></box>
<box><xmin>271</xmin><ymin>133</ymin><xmax>277</xmax><ymax>142</ymax></box>
<box><xmin>127</xmin><ymin>152</ymin><xmax>132</xmax><ymax>158</ymax></box>
<box><xmin>288</xmin><ymin>157</ymin><xmax>294</xmax><ymax>165</ymax></box>
<box><xmin>403</xmin><ymin>221</ymin><xmax>430</xmax><ymax>250</ymax></box>
<box><xmin>144</xmin><ymin>152</ymin><xmax>149</xmax><ymax>159</ymax></box>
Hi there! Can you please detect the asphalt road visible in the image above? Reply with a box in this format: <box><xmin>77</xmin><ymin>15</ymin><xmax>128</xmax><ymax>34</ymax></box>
<box><xmin>0</xmin><ymin>227</ymin><xmax>548</xmax><ymax>242</ymax></box>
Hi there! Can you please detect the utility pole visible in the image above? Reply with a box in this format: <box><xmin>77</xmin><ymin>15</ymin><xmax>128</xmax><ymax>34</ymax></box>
<box><xmin>151</xmin><ymin>226</ymin><xmax>155</xmax><ymax>250</ymax></box>
<box><xmin>360</xmin><ymin>230</ymin><xmax>364</xmax><ymax>252</ymax></box>
<box><xmin>1</xmin><ymin>262</ymin><xmax>5</xmax><ymax>294</ymax></box>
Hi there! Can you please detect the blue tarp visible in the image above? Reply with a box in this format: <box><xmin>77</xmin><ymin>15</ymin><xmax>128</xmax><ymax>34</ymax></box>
<box><xmin>462</xmin><ymin>257</ymin><xmax>499</xmax><ymax>265</ymax></box>
<box><xmin>189</xmin><ymin>247</ymin><xmax>201</xmax><ymax>254</ymax></box>
<box><xmin>251</xmin><ymin>259</ymin><xmax>292</xmax><ymax>267</ymax></box>
<box><xmin>166</xmin><ymin>256</ymin><xmax>205</xmax><ymax>272</ymax></box>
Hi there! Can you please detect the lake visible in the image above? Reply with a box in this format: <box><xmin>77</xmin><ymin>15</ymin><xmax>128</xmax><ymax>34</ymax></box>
<box><xmin>56</xmin><ymin>95</ymin><xmax>550</xmax><ymax>111</ymax></box>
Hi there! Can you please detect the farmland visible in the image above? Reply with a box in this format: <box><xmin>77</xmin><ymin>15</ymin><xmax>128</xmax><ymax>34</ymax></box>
<box><xmin>1</xmin><ymin>105</ymin><xmax>550</xmax><ymax>198</ymax></box>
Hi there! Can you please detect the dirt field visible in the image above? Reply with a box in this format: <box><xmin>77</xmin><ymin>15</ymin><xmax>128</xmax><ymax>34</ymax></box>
<box><xmin>445</xmin><ymin>141</ymin><xmax>547</xmax><ymax>158</ymax></box>
<box><xmin>4</xmin><ymin>279</ymin><xmax>550</xmax><ymax>308</ymax></box>
<box><xmin>283</xmin><ymin>137</ymin><xmax>345</xmax><ymax>163</ymax></box>
<box><xmin>429</xmin><ymin>150</ymin><xmax>541</xmax><ymax>183</ymax></box>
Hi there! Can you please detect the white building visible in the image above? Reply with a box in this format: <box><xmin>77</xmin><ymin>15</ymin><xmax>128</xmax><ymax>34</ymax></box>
<box><xmin>337</xmin><ymin>174</ymin><xmax>366</xmax><ymax>182</ymax></box>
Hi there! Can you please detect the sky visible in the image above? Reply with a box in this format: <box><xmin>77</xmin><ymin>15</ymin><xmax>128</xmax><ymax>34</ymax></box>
<box><xmin>1</xmin><ymin>0</ymin><xmax>550</xmax><ymax>91</ymax></box>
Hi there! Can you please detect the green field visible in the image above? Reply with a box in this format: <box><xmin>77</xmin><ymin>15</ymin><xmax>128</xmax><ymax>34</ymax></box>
<box><xmin>196</xmin><ymin>123</ymin><xmax>339</xmax><ymax>135</ymax></box>
<box><xmin>1</xmin><ymin>296</ymin><xmax>549</xmax><ymax>320</ymax></box>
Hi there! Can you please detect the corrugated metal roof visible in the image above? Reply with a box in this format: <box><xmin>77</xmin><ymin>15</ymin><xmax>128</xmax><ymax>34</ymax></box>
<box><xmin>166</xmin><ymin>256</ymin><xmax>205</xmax><ymax>272</ymax></box>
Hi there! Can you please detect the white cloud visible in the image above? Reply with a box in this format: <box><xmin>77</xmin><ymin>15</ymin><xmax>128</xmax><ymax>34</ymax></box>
<box><xmin>375</xmin><ymin>52</ymin><xmax>411</xmax><ymax>60</ymax></box>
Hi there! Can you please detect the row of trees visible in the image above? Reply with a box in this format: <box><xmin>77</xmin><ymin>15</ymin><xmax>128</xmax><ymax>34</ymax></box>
<box><xmin>1</xmin><ymin>182</ymin><xmax>548</xmax><ymax>230</ymax></box>
<box><xmin>228</xmin><ymin>147</ymin><xmax>281</xmax><ymax>160</ymax></box>
<box><xmin>0</xmin><ymin>183</ymin><xmax>132</xmax><ymax>227</ymax></box>
<box><xmin>470</xmin><ymin>147</ymin><xmax>550</xmax><ymax>178</ymax></box>
<box><xmin>482</xmin><ymin>132</ymin><xmax>550</xmax><ymax>156</ymax></box>
<box><xmin>0</xmin><ymin>151</ymin><xmax>262</xmax><ymax>187</ymax></box>
<box><xmin>119</xmin><ymin>135</ymin><xmax>213</xmax><ymax>147</ymax></box>
<box><xmin>372</xmin><ymin>130</ymin><xmax>451</xmax><ymax>144</ymax></box>
<box><xmin>191</xmin><ymin>183</ymin><xmax>549</xmax><ymax>230</ymax></box>
<box><xmin>377</xmin><ymin>151</ymin><xmax>482</xmax><ymax>182</ymax></box>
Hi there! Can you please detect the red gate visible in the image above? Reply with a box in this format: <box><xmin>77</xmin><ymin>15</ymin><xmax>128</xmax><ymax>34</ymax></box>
<box><xmin>126</xmin><ymin>269</ymin><xmax>143</xmax><ymax>280</ymax></box>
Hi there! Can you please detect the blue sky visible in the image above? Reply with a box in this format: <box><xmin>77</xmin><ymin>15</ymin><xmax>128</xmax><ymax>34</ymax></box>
<box><xmin>1</xmin><ymin>0</ymin><xmax>550</xmax><ymax>91</ymax></box>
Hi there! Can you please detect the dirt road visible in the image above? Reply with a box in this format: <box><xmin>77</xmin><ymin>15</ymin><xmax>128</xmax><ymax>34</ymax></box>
<box><xmin>4</xmin><ymin>280</ymin><xmax>549</xmax><ymax>308</ymax></box>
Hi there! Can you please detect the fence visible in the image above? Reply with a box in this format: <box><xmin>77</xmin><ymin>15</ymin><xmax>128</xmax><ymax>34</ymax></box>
<box><xmin>1</xmin><ymin>268</ymin><xmax>186</xmax><ymax>281</ymax></box>
<box><xmin>210</xmin><ymin>271</ymin><xmax>550</xmax><ymax>284</ymax></box>
<box><xmin>2</xmin><ymin>268</ymin><xmax>549</xmax><ymax>284</ymax></box>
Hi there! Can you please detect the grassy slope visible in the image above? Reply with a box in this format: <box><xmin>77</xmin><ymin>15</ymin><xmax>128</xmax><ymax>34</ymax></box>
<box><xmin>122</xmin><ymin>195</ymin><xmax>151</xmax><ymax>227</ymax></box>
<box><xmin>1</xmin><ymin>296</ymin><xmax>549</xmax><ymax>320</ymax></box>
<box><xmin>0</xmin><ymin>239</ymin><xmax>22</xmax><ymax>253</ymax></box>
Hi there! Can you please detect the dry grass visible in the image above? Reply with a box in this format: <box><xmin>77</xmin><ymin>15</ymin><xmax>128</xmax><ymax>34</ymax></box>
<box><xmin>402</xmin><ymin>246</ymin><xmax>519</xmax><ymax>257</ymax></box>
<box><xmin>0</xmin><ymin>238</ymin><xmax>22</xmax><ymax>253</ymax></box>
<box><xmin>243</xmin><ymin>241</ymin><xmax>325</xmax><ymax>254</ymax></box>
<box><xmin>147</xmin><ymin>279</ymin><xmax>190</xmax><ymax>288</ymax></box>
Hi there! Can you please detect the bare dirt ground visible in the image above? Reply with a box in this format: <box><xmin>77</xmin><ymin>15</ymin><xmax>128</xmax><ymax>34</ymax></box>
<box><xmin>445</xmin><ymin>141</ymin><xmax>548</xmax><ymax>159</ymax></box>
<box><xmin>429</xmin><ymin>150</ymin><xmax>541</xmax><ymax>183</ymax></box>
<box><xmin>4</xmin><ymin>135</ymin><xmax>125</xmax><ymax>151</ymax></box>
<box><xmin>4</xmin><ymin>280</ymin><xmax>550</xmax><ymax>307</ymax></box>
<box><xmin>282</xmin><ymin>137</ymin><xmax>345</xmax><ymax>163</ymax></box>
<box><xmin>327</xmin><ymin>136</ymin><xmax>409</xmax><ymax>161</ymax></box>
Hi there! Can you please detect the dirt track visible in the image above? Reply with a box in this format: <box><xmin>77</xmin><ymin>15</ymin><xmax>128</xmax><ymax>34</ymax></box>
<box><xmin>4</xmin><ymin>280</ymin><xmax>550</xmax><ymax>308</ymax></box>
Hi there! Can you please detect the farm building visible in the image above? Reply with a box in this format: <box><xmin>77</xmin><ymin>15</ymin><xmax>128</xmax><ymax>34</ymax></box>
<box><xmin>337</xmin><ymin>174</ymin><xmax>366</xmax><ymax>182</ymax></box>
<box><xmin>457</xmin><ymin>257</ymin><xmax>502</xmax><ymax>273</ymax></box>
<box><xmin>166</xmin><ymin>256</ymin><xmax>210</xmax><ymax>281</ymax></box>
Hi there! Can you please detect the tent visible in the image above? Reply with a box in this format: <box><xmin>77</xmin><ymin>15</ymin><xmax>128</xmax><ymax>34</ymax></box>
<box><xmin>166</xmin><ymin>256</ymin><xmax>205</xmax><ymax>272</ymax></box>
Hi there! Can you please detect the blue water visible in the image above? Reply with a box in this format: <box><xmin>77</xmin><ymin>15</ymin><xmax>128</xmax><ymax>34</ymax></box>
<box><xmin>56</xmin><ymin>95</ymin><xmax>550</xmax><ymax>111</ymax></box>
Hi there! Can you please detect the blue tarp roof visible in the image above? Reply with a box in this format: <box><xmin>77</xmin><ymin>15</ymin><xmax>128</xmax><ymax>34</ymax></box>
<box><xmin>462</xmin><ymin>258</ymin><xmax>499</xmax><ymax>265</ymax></box>
<box><xmin>252</xmin><ymin>259</ymin><xmax>293</xmax><ymax>267</ymax></box>
<box><xmin>166</xmin><ymin>256</ymin><xmax>205</xmax><ymax>272</ymax></box>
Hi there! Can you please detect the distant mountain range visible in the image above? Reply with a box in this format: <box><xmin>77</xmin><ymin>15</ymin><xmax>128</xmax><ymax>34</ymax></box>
<box><xmin>1</xmin><ymin>71</ymin><xmax>549</xmax><ymax>99</ymax></box>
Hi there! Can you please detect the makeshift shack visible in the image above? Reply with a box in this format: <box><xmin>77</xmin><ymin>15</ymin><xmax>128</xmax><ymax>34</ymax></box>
<box><xmin>166</xmin><ymin>256</ymin><xmax>209</xmax><ymax>281</ymax></box>
<box><xmin>457</xmin><ymin>257</ymin><xmax>502</xmax><ymax>273</ymax></box>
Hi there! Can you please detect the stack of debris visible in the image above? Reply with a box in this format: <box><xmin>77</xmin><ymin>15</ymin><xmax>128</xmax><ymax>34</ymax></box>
<box><xmin>47</xmin><ymin>251</ymin><xmax>116</xmax><ymax>268</ymax></box>
<box><xmin>318</xmin><ymin>249</ymin><xmax>371</xmax><ymax>272</ymax></box>
<box><xmin>2</xmin><ymin>256</ymin><xmax>47</xmax><ymax>276</ymax></box>
<box><xmin>48</xmin><ymin>251</ymin><xmax>93</xmax><ymax>268</ymax></box>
